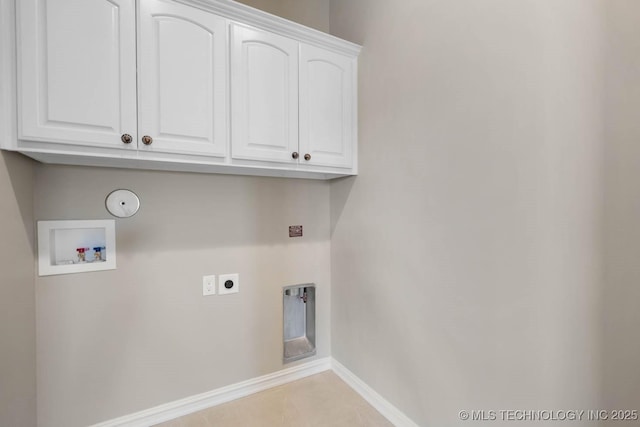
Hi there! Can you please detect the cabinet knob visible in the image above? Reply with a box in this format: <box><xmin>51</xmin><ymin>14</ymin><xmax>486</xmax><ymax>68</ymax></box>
<box><xmin>304</xmin><ymin>153</ymin><xmax>311</xmax><ymax>161</ymax></box>
<box><xmin>142</xmin><ymin>135</ymin><xmax>153</xmax><ymax>145</ymax></box>
<box><xmin>121</xmin><ymin>134</ymin><xmax>132</xmax><ymax>144</ymax></box>
<box><xmin>292</xmin><ymin>152</ymin><xmax>299</xmax><ymax>160</ymax></box>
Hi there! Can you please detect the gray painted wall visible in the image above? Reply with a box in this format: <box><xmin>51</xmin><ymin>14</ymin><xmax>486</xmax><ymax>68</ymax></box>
<box><xmin>602</xmin><ymin>0</ymin><xmax>640</xmax><ymax>420</ymax></box>
<box><xmin>35</xmin><ymin>166</ymin><xmax>331</xmax><ymax>426</ymax></box>
<box><xmin>329</xmin><ymin>0</ymin><xmax>637</xmax><ymax>425</ymax></box>
<box><xmin>0</xmin><ymin>152</ymin><xmax>36</xmax><ymax>427</ymax></box>
<box><xmin>236</xmin><ymin>0</ymin><xmax>329</xmax><ymax>32</ymax></box>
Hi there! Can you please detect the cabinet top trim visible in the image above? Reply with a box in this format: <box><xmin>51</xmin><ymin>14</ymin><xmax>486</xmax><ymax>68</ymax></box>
<box><xmin>173</xmin><ymin>0</ymin><xmax>362</xmax><ymax>57</ymax></box>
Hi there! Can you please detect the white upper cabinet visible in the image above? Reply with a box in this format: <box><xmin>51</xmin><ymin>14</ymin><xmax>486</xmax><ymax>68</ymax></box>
<box><xmin>230</xmin><ymin>24</ymin><xmax>299</xmax><ymax>163</ymax></box>
<box><xmin>299</xmin><ymin>44</ymin><xmax>355</xmax><ymax>169</ymax></box>
<box><xmin>5</xmin><ymin>0</ymin><xmax>361</xmax><ymax>179</ymax></box>
<box><xmin>138</xmin><ymin>0</ymin><xmax>227</xmax><ymax>157</ymax></box>
<box><xmin>17</xmin><ymin>0</ymin><xmax>138</xmax><ymax>149</ymax></box>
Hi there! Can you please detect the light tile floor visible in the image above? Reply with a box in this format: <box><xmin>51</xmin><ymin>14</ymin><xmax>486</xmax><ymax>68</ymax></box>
<box><xmin>154</xmin><ymin>371</ymin><xmax>393</xmax><ymax>427</ymax></box>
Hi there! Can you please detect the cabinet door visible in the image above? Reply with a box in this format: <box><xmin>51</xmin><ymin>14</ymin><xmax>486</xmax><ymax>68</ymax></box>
<box><xmin>230</xmin><ymin>24</ymin><xmax>299</xmax><ymax>163</ymax></box>
<box><xmin>138</xmin><ymin>0</ymin><xmax>227</xmax><ymax>157</ymax></box>
<box><xmin>17</xmin><ymin>0</ymin><xmax>137</xmax><ymax>150</ymax></box>
<box><xmin>299</xmin><ymin>44</ymin><xmax>355</xmax><ymax>169</ymax></box>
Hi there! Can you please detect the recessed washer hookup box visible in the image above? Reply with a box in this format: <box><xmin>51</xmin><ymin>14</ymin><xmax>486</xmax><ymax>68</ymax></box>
<box><xmin>37</xmin><ymin>220</ymin><xmax>116</xmax><ymax>276</ymax></box>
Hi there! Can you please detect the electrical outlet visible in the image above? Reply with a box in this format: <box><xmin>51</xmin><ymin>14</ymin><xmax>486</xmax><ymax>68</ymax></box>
<box><xmin>203</xmin><ymin>275</ymin><xmax>216</xmax><ymax>296</ymax></box>
<box><xmin>218</xmin><ymin>273</ymin><xmax>239</xmax><ymax>295</ymax></box>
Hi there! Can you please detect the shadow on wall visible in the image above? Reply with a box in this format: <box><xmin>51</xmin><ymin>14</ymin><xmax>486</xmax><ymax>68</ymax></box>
<box><xmin>0</xmin><ymin>150</ymin><xmax>36</xmax><ymax>427</ymax></box>
<box><xmin>601</xmin><ymin>0</ymin><xmax>640</xmax><ymax>418</ymax></box>
<box><xmin>33</xmin><ymin>164</ymin><xmax>331</xmax><ymax>252</ymax></box>
<box><xmin>1</xmin><ymin>151</ymin><xmax>36</xmax><ymax>255</ymax></box>
<box><xmin>329</xmin><ymin>175</ymin><xmax>355</xmax><ymax>237</ymax></box>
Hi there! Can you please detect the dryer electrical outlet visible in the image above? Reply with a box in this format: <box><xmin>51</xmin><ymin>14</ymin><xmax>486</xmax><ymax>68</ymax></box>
<box><xmin>218</xmin><ymin>273</ymin><xmax>239</xmax><ymax>295</ymax></box>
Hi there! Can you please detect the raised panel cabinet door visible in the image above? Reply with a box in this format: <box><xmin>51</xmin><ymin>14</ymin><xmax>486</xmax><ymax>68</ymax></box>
<box><xmin>299</xmin><ymin>44</ymin><xmax>355</xmax><ymax>169</ymax></box>
<box><xmin>17</xmin><ymin>0</ymin><xmax>137</xmax><ymax>150</ymax></box>
<box><xmin>230</xmin><ymin>24</ymin><xmax>299</xmax><ymax>163</ymax></box>
<box><xmin>138</xmin><ymin>0</ymin><xmax>227</xmax><ymax>157</ymax></box>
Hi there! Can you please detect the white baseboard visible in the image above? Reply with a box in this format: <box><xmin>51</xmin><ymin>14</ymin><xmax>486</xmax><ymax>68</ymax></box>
<box><xmin>90</xmin><ymin>356</ymin><xmax>418</xmax><ymax>427</ymax></box>
<box><xmin>331</xmin><ymin>358</ymin><xmax>420</xmax><ymax>427</ymax></box>
<box><xmin>90</xmin><ymin>357</ymin><xmax>331</xmax><ymax>427</ymax></box>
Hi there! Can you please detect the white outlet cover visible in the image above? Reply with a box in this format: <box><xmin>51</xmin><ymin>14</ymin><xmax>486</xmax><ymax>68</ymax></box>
<box><xmin>218</xmin><ymin>273</ymin><xmax>239</xmax><ymax>295</ymax></box>
<box><xmin>203</xmin><ymin>275</ymin><xmax>216</xmax><ymax>296</ymax></box>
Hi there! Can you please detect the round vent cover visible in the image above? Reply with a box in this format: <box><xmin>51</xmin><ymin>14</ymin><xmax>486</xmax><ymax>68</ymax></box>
<box><xmin>105</xmin><ymin>189</ymin><xmax>140</xmax><ymax>218</ymax></box>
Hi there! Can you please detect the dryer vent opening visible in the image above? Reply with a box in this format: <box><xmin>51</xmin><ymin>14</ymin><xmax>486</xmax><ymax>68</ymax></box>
<box><xmin>283</xmin><ymin>284</ymin><xmax>316</xmax><ymax>363</ymax></box>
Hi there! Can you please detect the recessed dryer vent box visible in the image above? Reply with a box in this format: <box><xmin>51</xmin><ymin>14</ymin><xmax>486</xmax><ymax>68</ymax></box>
<box><xmin>37</xmin><ymin>220</ymin><xmax>116</xmax><ymax>276</ymax></box>
<box><xmin>283</xmin><ymin>284</ymin><xmax>316</xmax><ymax>363</ymax></box>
